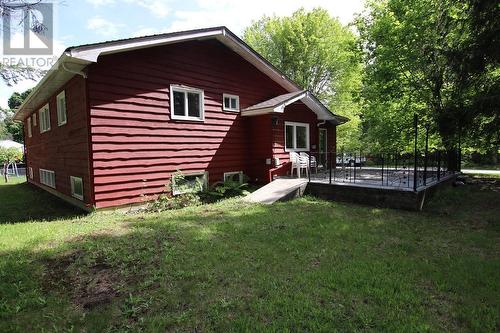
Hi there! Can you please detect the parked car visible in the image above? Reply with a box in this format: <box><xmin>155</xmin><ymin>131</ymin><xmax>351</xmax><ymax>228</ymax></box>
<box><xmin>336</xmin><ymin>154</ymin><xmax>367</xmax><ymax>166</ymax></box>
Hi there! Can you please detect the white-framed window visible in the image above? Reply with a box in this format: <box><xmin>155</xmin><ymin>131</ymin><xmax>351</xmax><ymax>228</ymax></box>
<box><xmin>56</xmin><ymin>91</ymin><xmax>67</xmax><ymax>126</ymax></box>
<box><xmin>285</xmin><ymin>121</ymin><xmax>310</xmax><ymax>152</ymax></box>
<box><xmin>32</xmin><ymin>113</ymin><xmax>37</xmax><ymax>126</ymax></box>
<box><xmin>223</xmin><ymin>94</ymin><xmax>240</xmax><ymax>112</ymax></box>
<box><xmin>70</xmin><ymin>176</ymin><xmax>84</xmax><ymax>200</ymax></box>
<box><xmin>172</xmin><ymin>171</ymin><xmax>208</xmax><ymax>195</ymax></box>
<box><xmin>39</xmin><ymin>169</ymin><xmax>56</xmax><ymax>188</ymax></box>
<box><xmin>224</xmin><ymin>171</ymin><xmax>243</xmax><ymax>184</ymax></box>
<box><xmin>29</xmin><ymin>167</ymin><xmax>33</xmax><ymax>179</ymax></box>
<box><xmin>27</xmin><ymin>117</ymin><xmax>32</xmax><ymax>138</ymax></box>
<box><xmin>170</xmin><ymin>85</ymin><xmax>204</xmax><ymax>121</ymax></box>
<box><xmin>39</xmin><ymin>104</ymin><xmax>51</xmax><ymax>133</ymax></box>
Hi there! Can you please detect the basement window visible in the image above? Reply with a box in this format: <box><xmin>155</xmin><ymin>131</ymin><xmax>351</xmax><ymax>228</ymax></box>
<box><xmin>285</xmin><ymin>121</ymin><xmax>310</xmax><ymax>152</ymax></box>
<box><xmin>70</xmin><ymin>176</ymin><xmax>83</xmax><ymax>200</ymax></box>
<box><xmin>170</xmin><ymin>85</ymin><xmax>204</xmax><ymax>121</ymax></box>
<box><xmin>223</xmin><ymin>171</ymin><xmax>243</xmax><ymax>184</ymax></box>
<box><xmin>172</xmin><ymin>171</ymin><xmax>208</xmax><ymax>195</ymax></box>
<box><xmin>223</xmin><ymin>94</ymin><xmax>240</xmax><ymax>112</ymax></box>
<box><xmin>39</xmin><ymin>169</ymin><xmax>55</xmax><ymax>188</ymax></box>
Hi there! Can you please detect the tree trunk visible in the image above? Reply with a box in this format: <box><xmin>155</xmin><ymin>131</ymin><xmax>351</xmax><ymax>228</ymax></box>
<box><xmin>446</xmin><ymin>148</ymin><xmax>459</xmax><ymax>171</ymax></box>
<box><xmin>3</xmin><ymin>162</ymin><xmax>8</xmax><ymax>183</ymax></box>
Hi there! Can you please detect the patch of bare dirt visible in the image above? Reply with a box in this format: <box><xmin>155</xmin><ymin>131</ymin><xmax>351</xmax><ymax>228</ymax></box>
<box><xmin>42</xmin><ymin>250</ymin><xmax>123</xmax><ymax>311</ymax></box>
<box><xmin>75</xmin><ymin>262</ymin><xmax>120</xmax><ymax>310</ymax></box>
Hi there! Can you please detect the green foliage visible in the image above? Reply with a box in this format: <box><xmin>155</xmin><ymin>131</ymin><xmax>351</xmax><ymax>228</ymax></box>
<box><xmin>1</xmin><ymin>177</ymin><xmax>499</xmax><ymax>331</ymax></box>
<box><xmin>147</xmin><ymin>172</ymin><xmax>203</xmax><ymax>212</ymax></box>
<box><xmin>0</xmin><ymin>147</ymin><xmax>23</xmax><ymax>163</ymax></box>
<box><xmin>243</xmin><ymin>8</ymin><xmax>364</xmax><ymax>150</ymax></box>
<box><xmin>0</xmin><ymin>119</ymin><xmax>6</xmax><ymax>139</ymax></box>
<box><xmin>0</xmin><ymin>109</ymin><xmax>24</xmax><ymax>143</ymax></box>
<box><xmin>147</xmin><ymin>191</ymin><xmax>201</xmax><ymax>213</ymax></box>
<box><xmin>206</xmin><ymin>179</ymin><xmax>250</xmax><ymax>199</ymax></box>
<box><xmin>1</xmin><ymin>89</ymin><xmax>32</xmax><ymax>143</ymax></box>
<box><xmin>148</xmin><ymin>173</ymin><xmax>251</xmax><ymax>212</ymax></box>
<box><xmin>8</xmin><ymin>89</ymin><xmax>33</xmax><ymax>109</ymax></box>
<box><xmin>356</xmin><ymin>0</ymin><xmax>499</xmax><ymax>156</ymax></box>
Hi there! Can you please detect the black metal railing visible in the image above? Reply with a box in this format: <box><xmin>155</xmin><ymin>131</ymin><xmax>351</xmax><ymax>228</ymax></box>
<box><xmin>289</xmin><ymin>149</ymin><xmax>459</xmax><ymax>191</ymax></box>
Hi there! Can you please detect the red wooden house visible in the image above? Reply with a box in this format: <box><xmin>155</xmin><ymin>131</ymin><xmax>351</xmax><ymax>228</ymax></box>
<box><xmin>14</xmin><ymin>27</ymin><xmax>347</xmax><ymax>210</ymax></box>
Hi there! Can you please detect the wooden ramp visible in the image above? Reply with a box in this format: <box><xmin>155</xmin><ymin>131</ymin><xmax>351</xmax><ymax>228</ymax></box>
<box><xmin>244</xmin><ymin>178</ymin><xmax>308</xmax><ymax>204</ymax></box>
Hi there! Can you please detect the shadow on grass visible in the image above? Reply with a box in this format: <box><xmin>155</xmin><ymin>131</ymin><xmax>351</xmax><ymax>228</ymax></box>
<box><xmin>0</xmin><ymin>181</ymin><xmax>87</xmax><ymax>224</ymax></box>
<box><xmin>1</xmin><ymin>185</ymin><xmax>499</xmax><ymax>332</ymax></box>
<box><xmin>1</xmin><ymin>176</ymin><xmax>499</xmax><ymax>331</ymax></box>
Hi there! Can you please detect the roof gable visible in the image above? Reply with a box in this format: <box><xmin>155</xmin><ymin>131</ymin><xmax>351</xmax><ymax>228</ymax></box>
<box><xmin>14</xmin><ymin>26</ymin><xmax>342</xmax><ymax>124</ymax></box>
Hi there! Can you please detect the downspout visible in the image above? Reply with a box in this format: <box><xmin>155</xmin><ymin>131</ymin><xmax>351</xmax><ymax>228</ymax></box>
<box><xmin>317</xmin><ymin>120</ymin><xmax>326</xmax><ymax>127</ymax></box>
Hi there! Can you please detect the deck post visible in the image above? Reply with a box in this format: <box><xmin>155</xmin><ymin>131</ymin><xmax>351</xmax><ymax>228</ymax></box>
<box><xmin>329</xmin><ymin>152</ymin><xmax>332</xmax><ymax>184</ymax></box>
<box><xmin>437</xmin><ymin>151</ymin><xmax>441</xmax><ymax>180</ymax></box>
<box><xmin>308</xmin><ymin>151</ymin><xmax>311</xmax><ymax>183</ymax></box>
<box><xmin>424</xmin><ymin>124</ymin><xmax>429</xmax><ymax>186</ymax></box>
<box><xmin>353</xmin><ymin>152</ymin><xmax>357</xmax><ymax>183</ymax></box>
<box><xmin>413</xmin><ymin>114</ymin><xmax>418</xmax><ymax>191</ymax></box>
<box><xmin>381</xmin><ymin>154</ymin><xmax>384</xmax><ymax>185</ymax></box>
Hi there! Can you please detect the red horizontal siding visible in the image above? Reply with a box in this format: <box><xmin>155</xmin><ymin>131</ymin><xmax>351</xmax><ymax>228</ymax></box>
<box><xmin>88</xmin><ymin>39</ymin><xmax>288</xmax><ymax>208</ymax></box>
<box><xmin>23</xmin><ymin>76</ymin><xmax>92</xmax><ymax>207</ymax></box>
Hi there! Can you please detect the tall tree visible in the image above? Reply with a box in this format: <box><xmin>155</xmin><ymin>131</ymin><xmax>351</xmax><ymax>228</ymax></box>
<box><xmin>243</xmin><ymin>8</ymin><xmax>364</xmax><ymax>150</ymax></box>
<box><xmin>357</xmin><ymin>0</ymin><xmax>499</xmax><ymax>162</ymax></box>
<box><xmin>0</xmin><ymin>88</ymin><xmax>32</xmax><ymax>142</ymax></box>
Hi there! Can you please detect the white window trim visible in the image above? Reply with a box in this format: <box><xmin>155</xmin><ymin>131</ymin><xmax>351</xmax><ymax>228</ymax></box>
<box><xmin>27</xmin><ymin>117</ymin><xmax>32</xmax><ymax>138</ymax></box>
<box><xmin>223</xmin><ymin>171</ymin><xmax>243</xmax><ymax>184</ymax></box>
<box><xmin>284</xmin><ymin>121</ymin><xmax>310</xmax><ymax>152</ymax></box>
<box><xmin>170</xmin><ymin>85</ymin><xmax>205</xmax><ymax>122</ymax></box>
<box><xmin>29</xmin><ymin>167</ymin><xmax>33</xmax><ymax>179</ymax></box>
<box><xmin>172</xmin><ymin>171</ymin><xmax>208</xmax><ymax>195</ymax></box>
<box><xmin>39</xmin><ymin>169</ymin><xmax>56</xmax><ymax>188</ymax></box>
<box><xmin>70</xmin><ymin>176</ymin><xmax>84</xmax><ymax>200</ymax></box>
<box><xmin>222</xmin><ymin>93</ymin><xmax>240</xmax><ymax>112</ymax></box>
<box><xmin>57</xmin><ymin>91</ymin><xmax>67</xmax><ymax>126</ymax></box>
<box><xmin>39</xmin><ymin>104</ymin><xmax>51</xmax><ymax>133</ymax></box>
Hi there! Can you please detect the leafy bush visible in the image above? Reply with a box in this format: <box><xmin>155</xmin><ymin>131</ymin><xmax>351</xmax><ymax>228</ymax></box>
<box><xmin>147</xmin><ymin>172</ymin><xmax>250</xmax><ymax>212</ymax></box>
<box><xmin>147</xmin><ymin>191</ymin><xmax>201</xmax><ymax>213</ymax></box>
<box><xmin>0</xmin><ymin>147</ymin><xmax>23</xmax><ymax>164</ymax></box>
<box><xmin>210</xmin><ymin>180</ymin><xmax>250</xmax><ymax>198</ymax></box>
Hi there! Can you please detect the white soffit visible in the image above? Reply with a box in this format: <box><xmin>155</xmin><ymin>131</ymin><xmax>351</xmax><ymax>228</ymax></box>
<box><xmin>14</xmin><ymin>27</ymin><xmax>309</xmax><ymax>121</ymax></box>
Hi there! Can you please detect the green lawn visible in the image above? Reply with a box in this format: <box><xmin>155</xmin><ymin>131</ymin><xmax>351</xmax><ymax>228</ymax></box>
<box><xmin>0</xmin><ymin>177</ymin><xmax>499</xmax><ymax>332</ymax></box>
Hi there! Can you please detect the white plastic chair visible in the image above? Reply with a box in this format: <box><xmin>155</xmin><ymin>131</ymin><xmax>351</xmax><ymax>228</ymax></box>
<box><xmin>290</xmin><ymin>152</ymin><xmax>309</xmax><ymax>178</ymax></box>
<box><xmin>300</xmin><ymin>152</ymin><xmax>317</xmax><ymax>174</ymax></box>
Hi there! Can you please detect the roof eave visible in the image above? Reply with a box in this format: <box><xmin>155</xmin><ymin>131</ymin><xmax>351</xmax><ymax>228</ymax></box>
<box><xmin>15</xmin><ymin>26</ymin><xmax>304</xmax><ymax>121</ymax></box>
<box><xmin>13</xmin><ymin>54</ymin><xmax>91</xmax><ymax>122</ymax></box>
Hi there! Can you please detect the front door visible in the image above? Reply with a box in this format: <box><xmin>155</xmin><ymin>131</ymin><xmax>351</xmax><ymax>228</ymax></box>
<box><xmin>319</xmin><ymin>129</ymin><xmax>327</xmax><ymax>168</ymax></box>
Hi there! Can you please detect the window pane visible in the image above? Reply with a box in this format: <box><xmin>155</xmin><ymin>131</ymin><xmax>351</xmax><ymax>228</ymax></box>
<box><xmin>187</xmin><ymin>92</ymin><xmax>200</xmax><ymax>117</ymax></box>
<box><xmin>230</xmin><ymin>98</ymin><xmax>237</xmax><ymax>109</ymax></box>
<box><xmin>296</xmin><ymin>126</ymin><xmax>307</xmax><ymax>149</ymax></box>
<box><xmin>74</xmin><ymin>179</ymin><xmax>83</xmax><ymax>196</ymax></box>
<box><xmin>44</xmin><ymin>109</ymin><xmax>51</xmax><ymax>130</ymax></box>
<box><xmin>285</xmin><ymin>125</ymin><xmax>294</xmax><ymax>149</ymax></box>
<box><xmin>173</xmin><ymin>91</ymin><xmax>185</xmax><ymax>116</ymax></box>
<box><xmin>58</xmin><ymin>96</ymin><xmax>67</xmax><ymax>123</ymax></box>
<box><xmin>224</xmin><ymin>97</ymin><xmax>230</xmax><ymax>109</ymax></box>
<box><xmin>225</xmin><ymin>172</ymin><xmax>241</xmax><ymax>183</ymax></box>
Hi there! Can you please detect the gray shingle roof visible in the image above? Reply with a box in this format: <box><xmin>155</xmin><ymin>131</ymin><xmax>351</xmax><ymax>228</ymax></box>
<box><xmin>243</xmin><ymin>91</ymin><xmax>306</xmax><ymax>112</ymax></box>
